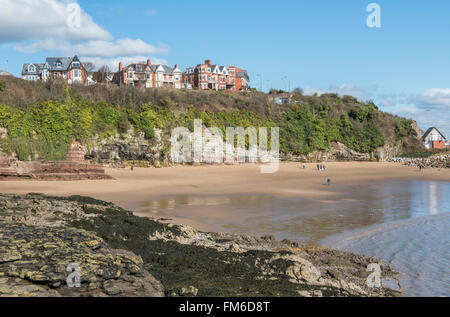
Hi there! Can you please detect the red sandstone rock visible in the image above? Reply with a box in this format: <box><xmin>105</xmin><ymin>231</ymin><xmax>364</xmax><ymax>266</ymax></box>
<box><xmin>66</xmin><ymin>140</ymin><xmax>87</xmax><ymax>162</ymax></box>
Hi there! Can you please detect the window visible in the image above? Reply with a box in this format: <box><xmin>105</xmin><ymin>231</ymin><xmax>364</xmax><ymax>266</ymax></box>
<box><xmin>73</xmin><ymin>70</ymin><xmax>81</xmax><ymax>78</ymax></box>
<box><xmin>28</xmin><ymin>65</ymin><xmax>35</xmax><ymax>73</ymax></box>
<box><xmin>128</xmin><ymin>72</ymin><xmax>133</xmax><ymax>79</ymax></box>
<box><xmin>72</xmin><ymin>62</ymin><xmax>80</xmax><ymax>68</ymax></box>
<box><xmin>56</xmin><ymin>62</ymin><xmax>62</xmax><ymax>68</ymax></box>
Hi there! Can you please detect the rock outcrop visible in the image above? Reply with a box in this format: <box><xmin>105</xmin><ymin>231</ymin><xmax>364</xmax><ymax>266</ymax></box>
<box><xmin>0</xmin><ymin>160</ymin><xmax>112</xmax><ymax>181</ymax></box>
<box><xmin>0</xmin><ymin>194</ymin><xmax>401</xmax><ymax>297</ymax></box>
<box><xmin>390</xmin><ymin>154</ymin><xmax>450</xmax><ymax>169</ymax></box>
<box><xmin>280</xmin><ymin>142</ymin><xmax>404</xmax><ymax>162</ymax></box>
<box><xmin>0</xmin><ymin>140</ymin><xmax>112</xmax><ymax>181</ymax></box>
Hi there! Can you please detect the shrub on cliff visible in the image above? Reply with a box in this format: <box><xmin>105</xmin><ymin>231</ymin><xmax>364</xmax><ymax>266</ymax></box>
<box><xmin>0</xmin><ymin>77</ymin><xmax>422</xmax><ymax>160</ymax></box>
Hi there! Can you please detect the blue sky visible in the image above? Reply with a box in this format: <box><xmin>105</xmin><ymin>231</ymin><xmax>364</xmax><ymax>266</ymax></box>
<box><xmin>0</xmin><ymin>0</ymin><xmax>449</xmax><ymax>136</ymax></box>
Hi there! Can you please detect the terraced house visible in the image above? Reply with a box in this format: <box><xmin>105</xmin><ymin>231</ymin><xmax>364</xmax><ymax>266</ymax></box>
<box><xmin>21</xmin><ymin>56</ymin><xmax>87</xmax><ymax>85</ymax></box>
<box><xmin>112</xmin><ymin>59</ymin><xmax>183</xmax><ymax>88</ymax></box>
<box><xmin>183</xmin><ymin>59</ymin><xmax>249</xmax><ymax>91</ymax></box>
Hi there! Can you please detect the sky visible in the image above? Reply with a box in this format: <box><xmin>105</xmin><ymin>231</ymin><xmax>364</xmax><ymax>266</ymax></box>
<box><xmin>0</xmin><ymin>0</ymin><xmax>449</xmax><ymax>137</ymax></box>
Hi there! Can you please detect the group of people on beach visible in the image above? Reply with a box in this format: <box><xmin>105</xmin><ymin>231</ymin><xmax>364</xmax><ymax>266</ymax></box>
<box><xmin>300</xmin><ymin>162</ymin><xmax>327</xmax><ymax>171</ymax></box>
<box><xmin>301</xmin><ymin>162</ymin><xmax>331</xmax><ymax>186</ymax></box>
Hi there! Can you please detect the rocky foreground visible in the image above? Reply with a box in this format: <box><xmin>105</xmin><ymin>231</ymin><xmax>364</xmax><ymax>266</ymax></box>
<box><xmin>390</xmin><ymin>153</ymin><xmax>450</xmax><ymax>169</ymax></box>
<box><xmin>0</xmin><ymin>194</ymin><xmax>401</xmax><ymax>297</ymax></box>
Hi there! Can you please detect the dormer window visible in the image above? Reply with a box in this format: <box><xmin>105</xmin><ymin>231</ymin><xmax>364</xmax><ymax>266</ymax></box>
<box><xmin>28</xmin><ymin>65</ymin><xmax>35</xmax><ymax>73</ymax></box>
<box><xmin>56</xmin><ymin>62</ymin><xmax>62</xmax><ymax>68</ymax></box>
<box><xmin>72</xmin><ymin>62</ymin><xmax>80</xmax><ymax>68</ymax></box>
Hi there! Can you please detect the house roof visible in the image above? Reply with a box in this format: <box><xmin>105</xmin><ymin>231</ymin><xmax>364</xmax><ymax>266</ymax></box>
<box><xmin>150</xmin><ymin>64</ymin><xmax>176</xmax><ymax>74</ymax></box>
<box><xmin>22</xmin><ymin>63</ymin><xmax>45</xmax><ymax>75</ymax></box>
<box><xmin>45</xmin><ymin>57</ymin><xmax>74</xmax><ymax>71</ymax></box>
<box><xmin>22</xmin><ymin>56</ymin><xmax>85</xmax><ymax>75</ymax></box>
<box><xmin>422</xmin><ymin>127</ymin><xmax>446</xmax><ymax>140</ymax></box>
<box><xmin>122</xmin><ymin>63</ymin><xmax>177</xmax><ymax>75</ymax></box>
<box><xmin>236</xmin><ymin>70</ymin><xmax>249</xmax><ymax>82</ymax></box>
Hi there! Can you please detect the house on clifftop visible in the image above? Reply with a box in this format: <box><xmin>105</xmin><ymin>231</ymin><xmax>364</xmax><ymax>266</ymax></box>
<box><xmin>22</xmin><ymin>56</ymin><xmax>88</xmax><ymax>85</ymax></box>
<box><xmin>112</xmin><ymin>59</ymin><xmax>183</xmax><ymax>89</ymax></box>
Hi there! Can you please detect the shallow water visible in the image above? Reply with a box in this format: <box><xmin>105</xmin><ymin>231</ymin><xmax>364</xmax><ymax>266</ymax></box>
<box><xmin>138</xmin><ymin>179</ymin><xmax>450</xmax><ymax>296</ymax></box>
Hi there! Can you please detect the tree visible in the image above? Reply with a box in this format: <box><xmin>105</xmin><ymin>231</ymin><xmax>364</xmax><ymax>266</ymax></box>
<box><xmin>293</xmin><ymin>87</ymin><xmax>304</xmax><ymax>94</ymax></box>
<box><xmin>83</xmin><ymin>62</ymin><xmax>96</xmax><ymax>72</ymax></box>
<box><xmin>92</xmin><ymin>65</ymin><xmax>111</xmax><ymax>83</ymax></box>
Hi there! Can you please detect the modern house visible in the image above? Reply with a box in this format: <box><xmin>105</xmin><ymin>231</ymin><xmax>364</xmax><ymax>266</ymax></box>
<box><xmin>112</xmin><ymin>59</ymin><xmax>182</xmax><ymax>89</ymax></box>
<box><xmin>183</xmin><ymin>59</ymin><xmax>249</xmax><ymax>91</ymax></box>
<box><xmin>22</xmin><ymin>56</ymin><xmax>88</xmax><ymax>85</ymax></box>
<box><xmin>421</xmin><ymin>127</ymin><xmax>447</xmax><ymax>149</ymax></box>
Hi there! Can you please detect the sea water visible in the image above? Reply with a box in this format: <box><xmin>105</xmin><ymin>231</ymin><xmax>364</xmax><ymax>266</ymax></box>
<box><xmin>140</xmin><ymin>180</ymin><xmax>450</xmax><ymax>296</ymax></box>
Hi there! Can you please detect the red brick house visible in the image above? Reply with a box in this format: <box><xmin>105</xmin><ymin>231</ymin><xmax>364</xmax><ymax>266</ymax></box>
<box><xmin>183</xmin><ymin>59</ymin><xmax>249</xmax><ymax>91</ymax></box>
<box><xmin>112</xmin><ymin>59</ymin><xmax>182</xmax><ymax>89</ymax></box>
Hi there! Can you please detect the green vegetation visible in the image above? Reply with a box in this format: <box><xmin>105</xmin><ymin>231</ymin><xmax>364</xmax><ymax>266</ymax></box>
<box><xmin>0</xmin><ymin>77</ymin><xmax>421</xmax><ymax>161</ymax></box>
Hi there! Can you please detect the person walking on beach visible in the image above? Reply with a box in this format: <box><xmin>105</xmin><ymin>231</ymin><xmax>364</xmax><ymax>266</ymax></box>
<box><xmin>419</xmin><ymin>165</ymin><xmax>422</xmax><ymax>172</ymax></box>
<box><xmin>327</xmin><ymin>178</ymin><xmax>331</xmax><ymax>186</ymax></box>
<box><xmin>302</xmin><ymin>163</ymin><xmax>306</xmax><ymax>169</ymax></box>
<box><xmin>317</xmin><ymin>164</ymin><xmax>320</xmax><ymax>171</ymax></box>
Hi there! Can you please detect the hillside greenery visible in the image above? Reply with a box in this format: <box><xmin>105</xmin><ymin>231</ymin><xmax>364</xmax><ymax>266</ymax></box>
<box><xmin>0</xmin><ymin>76</ymin><xmax>421</xmax><ymax>161</ymax></box>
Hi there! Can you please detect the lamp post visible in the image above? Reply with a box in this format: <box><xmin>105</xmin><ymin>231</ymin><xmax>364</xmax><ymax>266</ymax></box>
<box><xmin>256</xmin><ymin>74</ymin><xmax>263</xmax><ymax>92</ymax></box>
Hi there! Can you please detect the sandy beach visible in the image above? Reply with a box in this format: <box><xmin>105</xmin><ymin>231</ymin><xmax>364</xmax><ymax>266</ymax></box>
<box><xmin>0</xmin><ymin>162</ymin><xmax>449</xmax><ymax>231</ymax></box>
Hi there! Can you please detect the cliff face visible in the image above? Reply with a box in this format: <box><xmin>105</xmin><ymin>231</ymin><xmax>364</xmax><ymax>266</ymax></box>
<box><xmin>83</xmin><ymin>131</ymin><xmax>405</xmax><ymax>166</ymax></box>
<box><xmin>0</xmin><ymin>194</ymin><xmax>401</xmax><ymax>297</ymax></box>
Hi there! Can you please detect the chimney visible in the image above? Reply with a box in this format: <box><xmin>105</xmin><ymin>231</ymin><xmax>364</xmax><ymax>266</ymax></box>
<box><xmin>174</xmin><ymin>64</ymin><xmax>178</xmax><ymax>69</ymax></box>
<box><xmin>205</xmin><ymin>59</ymin><xmax>211</xmax><ymax>66</ymax></box>
<box><xmin>119</xmin><ymin>62</ymin><xmax>123</xmax><ymax>71</ymax></box>
<box><xmin>147</xmin><ymin>59</ymin><xmax>151</xmax><ymax>66</ymax></box>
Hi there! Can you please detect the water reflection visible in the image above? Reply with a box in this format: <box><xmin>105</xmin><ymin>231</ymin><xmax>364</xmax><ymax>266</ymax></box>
<box><xmin>424</xmin><ymin>182</ymin><xmax>439</xmax><ymax>215</ymax></box>
<box><xmin>138</xmin><ymin>180</ymin><xmax>450</xmax><ymax>245</ymax></box>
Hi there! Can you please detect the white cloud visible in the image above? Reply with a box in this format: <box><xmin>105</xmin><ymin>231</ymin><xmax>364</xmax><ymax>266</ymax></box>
<box><xmin>1</xmin><ymin>0</ymin><xmax>168</xmax><ymax>59</ymax></box>
<box><xmin>304</xmin><ymin>84</ymin><xmax>373</xmax><ymax>102</ymax></box>
<box><xmin>0</xmin><ymin>0</ymin><xmax>111</xmax><ymax>43</ymax></box>
<box><xmin>71</xmin><ymin>39</ymin><xmax>168</xmax><ymax>57</ymax></box>
<box><xmin>411</xmin><ymin>88</ymin><xmax>450</xmax><ymax>110</ymax></box>
<box><xmin>406</xmin><ymin>88</ymin><xmax>450</xmax><ymax>137</ymax></box>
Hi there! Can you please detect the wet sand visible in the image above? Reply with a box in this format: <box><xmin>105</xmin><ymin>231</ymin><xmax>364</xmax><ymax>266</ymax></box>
<box><xmin>0</xmin><ymin>162</ymin><xmax>448</xmax><ymax>231</ymax></box>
